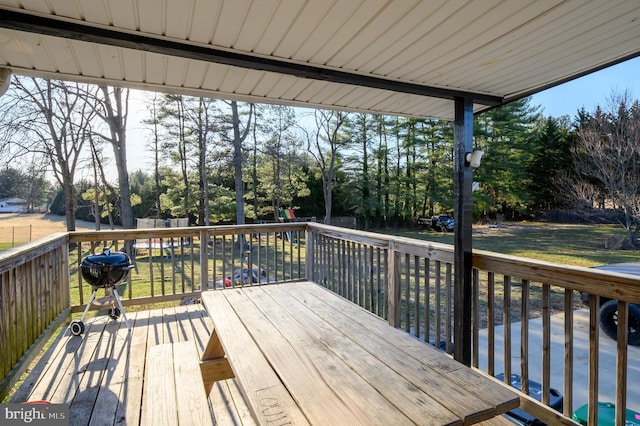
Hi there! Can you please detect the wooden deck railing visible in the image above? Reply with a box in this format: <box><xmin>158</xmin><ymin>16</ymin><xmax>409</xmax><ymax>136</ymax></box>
<box><xmin>2</xmin><ymin>222</ymin><xmax>638</xmax><ymax>424</ymax></box>
<box><xmin>67</xmin><ymin>223</ymin><xmax>307</xmax><ymax>311</ymax></box>
<box><xmin>307</xmin><ymin>222</ymin><xmax>640</xmax><ymax>425</ymax></box>
<box><xmin>0</xmin><ymin>233</ymin><xmax>70</xmax><ymax>400</ymax></box>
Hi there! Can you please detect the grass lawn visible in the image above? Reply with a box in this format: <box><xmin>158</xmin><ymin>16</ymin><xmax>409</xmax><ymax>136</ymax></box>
<box><xmin>382</xmin><ymin>222</ymin><xmax>639</xmax><ymax>267</ymax></box>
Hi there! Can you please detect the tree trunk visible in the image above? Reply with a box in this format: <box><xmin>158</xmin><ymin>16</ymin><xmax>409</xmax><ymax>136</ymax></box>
<box><xmin>232</xmin><ymin>101</ymin><xmax>245</xmax><ymax>226</ymax></box>
<box><xmin>90</xmin><ymin>142</ymin><xmax>101</xmax><ymax>230</ymax></box>
<box><xmin>198</xmin><ymin>99</ymin><xmax>209</xmax><ymax>226</ymax></box>
<box><xmin>98</xmin><ymin>86</ymin><xmax>133</xmax><ymax>229</ymax></box>
<box><xmin>62</xmin><ymin>172</ymin><xmax>76</xmax><ymax>231</ymax></box>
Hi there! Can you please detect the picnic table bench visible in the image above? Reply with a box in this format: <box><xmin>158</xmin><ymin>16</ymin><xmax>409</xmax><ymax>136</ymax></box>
<box><xmin>199</xmin><ymin>281</ymin><xmax>519</xmax><ymax>425</ymax></box>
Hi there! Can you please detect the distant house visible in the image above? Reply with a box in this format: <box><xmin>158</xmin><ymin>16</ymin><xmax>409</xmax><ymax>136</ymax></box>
<box><xmin>0</xmin><ymin>198</ymin><xmax>27</xmax><ymax>213</ymax></box>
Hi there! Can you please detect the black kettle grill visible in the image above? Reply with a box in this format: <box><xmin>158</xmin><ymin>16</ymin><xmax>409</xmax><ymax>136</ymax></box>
<box><xmin>69</xmin><ymin>248</ymin><xmax>133</xmax><ymax>336</ymax></box>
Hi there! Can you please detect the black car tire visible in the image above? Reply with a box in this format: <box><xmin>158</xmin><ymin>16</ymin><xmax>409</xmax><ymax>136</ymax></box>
<box><xmin>599</xmin><ymin>300</ymin><xmax>640</xmax><ymax>346</ymax></box>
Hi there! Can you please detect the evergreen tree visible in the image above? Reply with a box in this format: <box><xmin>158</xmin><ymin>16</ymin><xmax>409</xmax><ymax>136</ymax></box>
<box><xmin>527</xmin><ymin>116</ymin><xmax>575</xmax><ymax>209</ymax></box>
<box><xmin>474</xmin><ymin>97</ymin><xmax>541</xmax><ymax>219</ymax></box>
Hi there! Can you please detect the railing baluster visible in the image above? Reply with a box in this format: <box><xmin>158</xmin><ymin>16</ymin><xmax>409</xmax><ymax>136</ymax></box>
<box><xmin>563</xmin><ymin>288</ymin><xmax>574</xmax><ymax>417</ymax></box>
<box><xmin>487</xmin><ymin>271</ymin><xmax>495</xmax><ymax>376</ymax></box>
<box><xmin>199</xmin><ymin>231</ymin><xmax>207</xmax><ymax>290</ymax></box>
<box><xmin>77</xmin><ymin>243</ymin><xmax>84</xmax><ymax>305</ymax></box>
<box><xmin>257</xmin><ymin>232</ymin><xmax>263</xmax><ymax>284</ymax></box>
<box><xmin>542</xmin><ymin>283</ymin><xmax>551</xmax><ymax>407</ymax></box>
<box><xmin>264</xmin><ymin>231</ymin><xmax>268</xmax><ymax>279</ymax></box>
<box><xmin>289</xmin><ymin>231</ymin><xmax>293</xmax><ymax>281</ymax></box>
<box><xmin>329</xmin><ymin>235</ymin><xmax>333</xmax><ymax>289</ymax></box>
<box><xmin>171</xmin><ymin>237</ymin><xmax>176</xmax><ymax>294</ymax></box>
<box><xmin>503</xmin><ymin>275</ymin><xmax>511</xmax><ymax>382</ymax></box>
<box><xmin>355</xmin><ymin>243</ymin><xmax>360</xmax><ymax>304</ymax></box>
<box><xmin>472</xmin><ymin>268</ymin><xmax>479</xmax><ymax>368</ymax></box>
<box><xmin>147</xmin><ymin>238</ymin><xmax>154</xmax><ymax>297</ymax></box>
<box><xmin>283</xmin><ymin>231</ymin><xmax>287</xmax><ymax>280</ymax></box>
<box><xmin>349</xmin><ymin>241</ymin><xmax>354</xmax><ymax>302</ymax></box>
<box><xmin>382</xmin><ymin>247</ymin><xmax>388</xmax><ymax>321</ymax></box>
<box><xmin>616</xmin><ymin>300</ymin><xmax>628</xmax><ymax>426</ymax></box>
<box><xmin>520</xmin><ymin>279</ymin><xmax>529</xmax><ymax>396</ymax></box>
<box><xmin>347</xmin><ymin>241</ymin><xmax>353</xmax><ymax>301</ymax></box>
<box><xmin>273</xmin><ymin>231</ymin><xmax>278</xmax><ymax>283</ymax></box>
<box><xmin>403</xmin><ymin>253</ymin><xmax>410</xmax><ymax>332</ymax></box>
<box><xmin>1</xmin><ymin>271</ymin><xmax>7</xmax><ymax>377</ymax></box>
<box><xmin>368</xmin><ymin>247</ymin><xmax>374</xmax><ymax>312</ymax></box>
<box><xmin>588</xmin><ymin>295</ymin><xmax>599</xmax><ymax>425</ymax></box>
<box><xmin>424</xmin><ymin>258</ymin><xmax>430</xmax><ymax>344</ymax></box>
<box><xmin>213</xmin><ymin>235</ymin><xmax>219</xmax><ymax>288</ymax></box>
<box><xmin>376</xmin><ymin>248</ymin><xmax>382</xmax><ymax>317</ymax></box>
<box><xmin>445</xmin><ymin>263</ymin><xmax>452</xmax><ymax>352</ymax></box>
<box><xmin>190</xmin><ymin>237</ymin><xmax>195</xmax><ymax>290</ymax></box>
<box><xmin>387</xmin><ymin>245</ymin><xmax>400</xmax><ymax>328</ymax></box>
<box><xmin>434</xmin><ymin>261</ymin><xmax>441</xmax><ymax>347</ymax></box>
<box><xmin>339</xmin><ymin>239</ymin><xmax>345</xmax><ymax>295</ymax></box>
<box><xmin>414</xmin><ymin>255</ymin><xmax>420</xmax><ymax>340</ymax></box>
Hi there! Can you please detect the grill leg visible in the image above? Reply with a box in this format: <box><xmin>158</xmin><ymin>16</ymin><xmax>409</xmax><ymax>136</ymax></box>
<box><xmin>79</xmin><ymin>289</ymin><xmax>97</xmax><ymax>323</ymax></box>
<box><xmin>112</xmin><ymin>288</ymin><xmax>131</xmax><ymax>330</ymax></box>
<box><xmin>68</xmin><ymin>289</ymin><xmax>97</xmax><ymax>336</ymax></box>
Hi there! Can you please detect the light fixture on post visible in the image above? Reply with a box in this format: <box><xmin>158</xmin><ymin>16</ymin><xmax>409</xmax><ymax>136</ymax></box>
<box><xmin>0</xmin><ymin>68</ymin><xmax>11</xmax><ymax>97</ymax></box>
<box><xmin>465</xmin><ymin>150</ymin><xmax>484</xmax><ymax>168</ymax></box>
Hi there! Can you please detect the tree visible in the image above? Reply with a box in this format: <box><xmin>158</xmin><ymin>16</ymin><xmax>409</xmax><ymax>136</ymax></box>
<box><xmin>344</xmin><ymin>113</ymin><xmax>375</xmax><ymax>229</ymax></box>
<box><xmin>4</xmin><ymin>78</ymin><xmax>95</xmax><ymax>230</ymax></box>
<box><xmin>194</xmin><ymin>98</ymin><xmax>218</xmax><ymax>226</ymax></box>
<box><xmin>94</xmin><ymin>86</ymin><xmax>134</xmax><ymax>228</ymax></box>
<box><xmin>158</xmin><ymin>94</ymin><xmax>192</xmax><ymax>221</ymax></box>
<box><xmin>374</xmin><ymin>115</ymin><xmax>392</xmax><ymax>225</ymax></box>
<box><xmin>474</xmin><ymin>98</ymin><xmax>540</xmax><ymax>219</ymax></box>
<box><xmin>417</xmin><ymin>119</ymin><xmax>454</xmax><ymax>218</ymax></box>
<box><xmin>254</xmin><ymin>105</ymin><xmax>308</xmax><ymax>221</ymax></box>
<box><xmin>228</xmin><ymin>101</ymin><xmax>253</xmax><ymax>226</ymax></box>
<box><xmin>22</xmin><ymin>160</ymin><xmax>51</xmax><ymax>212</ymax></box>
<box><xmin>84</xmin><ymin>136</ymin><xmax>116</xmax><ymax>229</ymax></box>
<box><xmin>526</xmin><ymin>116</ymin><xmax>575</xmax><ymax>210</ymax></box>
<box><xmin>305</xmin><ymin>110</ymin><xmax>349</xmax><ymax>225</ymax></box>
<box><xmin>0</xmin><ymin>167</ymin><xmax>27</xmax><ymax>199</ymax></box>
<box><xmin>141</xmin><ymin>94</ymin><xmax>164</xmax><ymax>219</ymax></box>
<box><xmin>0</xmin><ymin>165</ymin><xmax>49</xmax><ymax>211</ymax></box>
<box><xmin>569</xmin><ymin>92</ymin><xmax>640</xmax><ymax>246</ymax></box>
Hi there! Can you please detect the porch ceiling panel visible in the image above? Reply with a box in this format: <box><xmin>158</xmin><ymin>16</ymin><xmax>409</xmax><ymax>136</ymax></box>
<box><xmin>0</xmin><ymin>0</ymin><xmax>639</xmax><ymax>120</ymax></box>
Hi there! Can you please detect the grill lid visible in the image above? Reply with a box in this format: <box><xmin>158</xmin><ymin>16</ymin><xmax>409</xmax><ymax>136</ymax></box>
<box><xmin>80</xmin><ymin>248</ymin><xmax>132</xmax><ymax>288</ymax></box>
<box><xmin>82</xmin><ymin>248</ymin><xmax>131</xmax><ymax>268</ymax></box>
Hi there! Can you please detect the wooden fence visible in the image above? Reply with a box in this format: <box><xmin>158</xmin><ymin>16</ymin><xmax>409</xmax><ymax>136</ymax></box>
<box><xmin>0</xmin><ymin>233</ymin><xmax>69</xmax><ymax>400</ymax></box>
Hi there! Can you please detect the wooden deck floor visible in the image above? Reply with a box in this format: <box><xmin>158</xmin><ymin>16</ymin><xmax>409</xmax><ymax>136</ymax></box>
<box><xmin>10</xmin><ymin>304</ymin><xmax>255</xmax><ymax>426</ymax></box>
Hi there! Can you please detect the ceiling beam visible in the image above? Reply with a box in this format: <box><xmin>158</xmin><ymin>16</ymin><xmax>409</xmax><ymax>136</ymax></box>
<box><xmin>0</xmin><ymin>9</ymin><xmax>504</xmax><ymax>107</ymax></box>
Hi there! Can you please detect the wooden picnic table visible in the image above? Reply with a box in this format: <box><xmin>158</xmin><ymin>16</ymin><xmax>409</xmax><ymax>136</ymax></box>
<box><xmin>199</xmin><ymin>281</ymin><xmax>519</xmax><ymax>425</ymax></box>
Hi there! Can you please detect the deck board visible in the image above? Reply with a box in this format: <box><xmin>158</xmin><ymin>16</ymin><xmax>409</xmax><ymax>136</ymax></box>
<box><xmin>115</xmin><ymin>309</ymin><xmax>150</xmax><ymax>426</ymax></box>
<box><xmin>10</xmin><ymin>304</ymin><xmax>254</xmax><ymax>426</ymax></box>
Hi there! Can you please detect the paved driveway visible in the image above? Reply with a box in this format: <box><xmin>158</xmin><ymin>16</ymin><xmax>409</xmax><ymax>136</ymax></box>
<box><xmin>478</xmin><ymin>309</ymin><xmax>640</xmax><ymax>411</ymax></box>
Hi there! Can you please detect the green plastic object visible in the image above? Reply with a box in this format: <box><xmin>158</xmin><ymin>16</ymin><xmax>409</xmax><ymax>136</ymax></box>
<box><xmin>572</xmin><ymin>402</ymin><xmax>640</xmax><ymax>426</ymax></box>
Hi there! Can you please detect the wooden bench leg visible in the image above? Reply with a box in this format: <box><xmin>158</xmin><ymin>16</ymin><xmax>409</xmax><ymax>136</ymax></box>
<box><xmin>200</xmin><ymin>329</ymin><xmax>234</xmax><ymax>394</ymax></box>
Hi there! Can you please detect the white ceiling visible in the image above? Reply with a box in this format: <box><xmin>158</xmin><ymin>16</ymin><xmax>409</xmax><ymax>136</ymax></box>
<box><xmin>0</xmin><ymin>0</ymin><xmax>639</xmax><ymax>120</ymax></box>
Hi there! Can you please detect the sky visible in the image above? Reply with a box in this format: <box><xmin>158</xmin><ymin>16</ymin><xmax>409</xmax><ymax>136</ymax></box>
<box><xmin>530</xmin><ymin>56</ymin><xmax>640</xmax><ymax>118</ymax></box>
